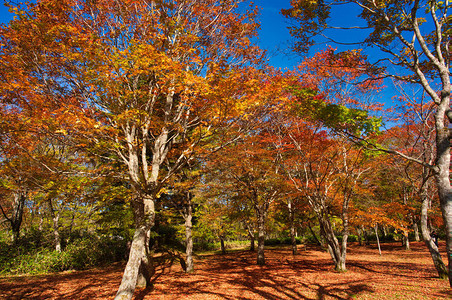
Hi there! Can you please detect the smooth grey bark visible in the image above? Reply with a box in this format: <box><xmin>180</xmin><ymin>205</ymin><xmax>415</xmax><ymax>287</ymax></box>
<box><xmin>375</xmin><ymin>224</ymin><xmax>382</xmax><ymax>256</ymax></box>
<box><xmin>115</xmin><ymin>194</ymin><xmax>155</xmax><ymax>300</ymax></box>
<box><xmin>48</xmin><ymin>199</ymin><xmax>61</xmax><ymax>252</ymax></box>
<box><xmin>413</xmin><ymin>222</ymin><xmax>420</xmax><ymax>242</ymax></box>
<box><xmin>420</xmin><ymin>183</ymin><xmax>448</xmax><ymax>279</ymax></box>
<box><xmin>288</xmin><ymin>199</ymin><xmax>298</xmax><ymax>255</ymax></box>
<box><xmin>317</xmin><ymin>211</ymin><xmax>347</xmax><ymax>272</ymax></box>
<box><xmin>402</xmin><ymin>233</ymin><xmax>410</xmax><ymax>251</ymax></box>
<box><xmin>382</xmin><ymin>226</ymin><xmax>387</xmax><ymax>238</ymax></box>
<box><xmin>183</xmin><ymin>195</ymin><xmax>194</xmax><ymax>273</ymax></box>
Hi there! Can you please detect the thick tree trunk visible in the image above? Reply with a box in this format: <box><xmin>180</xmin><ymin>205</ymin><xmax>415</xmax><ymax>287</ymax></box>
<box><xmin>220</xmin><ymin>236</ymin><xmax>226</xmax><ymax>254</ymax></box>
<box><xmin>12</xmin><ymin>194</ymin><xmax>25</xmax><ymax>244</ymax></box>
<box><xmin>434</xmin><ymin>101</ymin><xmax>452</xmax><ymax>286</ymax></box>
<box><xmin>115</xmin><ymin>194</ymin><xmax>155</xmax><ymax>300</ymax></box>
<box><xmin>256</xmin><ymin>209</ymin><xmax>266</xmax><ymax>265</ymax></box>
<box><xmin>48</xmin><ymin>199</ymin><xmax>61</xmax><ymax>252</ymax></box>
<box><xmin>52</xmin><ymin>211</ymin><xmax>61</xmax><ymax>252</ymax></box>
<box><xmin>184</xmin><ymin>199</ymin><xmax>194</xmax><ymax>273</ymax></box>
<box><xmin>318</xmin><ymin>214</ymin><xmax>346</xmax><ymax>271</ymax></box>
<box><xmin>288</xmin><ymin>199</ymin><xmax>298</xmax><ymax>255</ymax></box>
<box><xmin>402</xmin><ymin>232</ymin><xmax>410</xmax><ymax>251</ymax></box>
<box><xmin>0</xmin><ymin>191</ymin><xmax>26</xmax><ymax>244</ymax></box>
<box><xmin>420</xmin><ymin>191</ymin><xmax>448</xmax><ymax>279</ymax></box>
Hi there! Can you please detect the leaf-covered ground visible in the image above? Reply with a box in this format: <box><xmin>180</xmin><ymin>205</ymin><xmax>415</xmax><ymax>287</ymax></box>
<box><xmin>1</xmin><ymin>241</ymin><xmax>451</xmax><ymax>299</ymax></box>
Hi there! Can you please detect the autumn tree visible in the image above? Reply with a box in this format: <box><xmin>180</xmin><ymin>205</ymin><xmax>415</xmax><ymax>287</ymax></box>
<box><xmin>0</xmin><ymin>0</ymin><xmax>263</xmax><ymax>298</ymax></box>
<box><xmin>281</xmin><ymin>120</ymin><xmax>369</xmax><ymax>271</ymax></box>
<box><xmin>283</xmin><ymin>0</ymin><xmax>452</xmax><ymax>284</ymax></box>
<box><xmin>383</xmin><ymin>87</ymin><xmax>448</xmax><ymax>277</ymax></box>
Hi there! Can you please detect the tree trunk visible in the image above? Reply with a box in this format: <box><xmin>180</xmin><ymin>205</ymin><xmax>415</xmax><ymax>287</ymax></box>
<box><xmin>375</xmin><ymin>224</ymin><xmax>382</xmax><ymax>256</ymax></box>
<box><xmin>245</xmin><ymin>222</ymin><xmax>255</xmax><ymax>251</ymax></box>
<box><xmin>52</xmin><ymin>211</ymin><xmax>61</xmax><ymax>252</ymax></box>
<box><xmin>382</xmin><ymin>225</ymin><xmax>387</xmax><ymax>238</ymax></box>
<box><xmin>420</xmin><ymin>187</ymin><xmax>448</xmax><ymax>279</ymax></box>
<box><xmin>362</xmin><ymin>225</ymin><xmax>370</xmax><ymax>245</ymax></box>
<box><xmin>434</xmin><ymin>101</ymin><xmax>452</xmax><ymax>287</ymax></box>
<box><xmin>256</xmin><ymin>208</ymin><xmax>266</xmax><ymax>265</ymax></box>
<box><xmin>288</xmin><ymin>199</ymin><xmax>298</xmax><ymax>255</ymax></box>
<box><xmin>48</xmin><ymin>199</ymin><xmax>61</xmax><ymax>252</ymax></box>
<box><xmin>308</xmin><ymin>223</ymin><xmax>322</xmax><ymax>246</ymax></box>
<box><xmin>413</xmin><ymin>221</ymin><xmax>420</xmax><ymax>242</ymax></box>
<box><xmin>115</xmin><ymin>194</ymin><xmax>155</xmax><ymax>300</ymax></box>
<box><xmin>357</xmin><ymin>227</ymin><xmax>363</xmax><ymax>246</ymax></box>
<box><xmin>220</xmin><ymin>236</ymin><xmax>226</xmax><ymax>254</ymax></box>
<box><xmin>403</xmin><ymin>232</ymin><xmax>410</xmax><ymax>251</ymax></box>
<box><xmin>318</xmin><ymin>213</ymin><xmax>346</xmax><ymax>271</ymax></box>
<box><xmin>183</xmin><ymin>198</ymin><xmax>194</xmax><ymax>273</ymax></box>
<box><xmin>0</xmin><ymin>191</ymin><xmax>26</xmax><ymax>244</ymax></box>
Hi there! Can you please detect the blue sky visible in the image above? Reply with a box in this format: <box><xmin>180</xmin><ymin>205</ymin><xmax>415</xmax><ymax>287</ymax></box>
<box><xmin>255</xmin><ymin>0</ymin><xmax>299</xmax><ymax>69</ymax></box>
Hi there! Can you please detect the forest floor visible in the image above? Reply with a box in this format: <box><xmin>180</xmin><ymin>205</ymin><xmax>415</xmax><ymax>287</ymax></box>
<box><xmin>0</xmin><ymin>241</ymin><xmax>451</xmax><ymax>299</ymax></box>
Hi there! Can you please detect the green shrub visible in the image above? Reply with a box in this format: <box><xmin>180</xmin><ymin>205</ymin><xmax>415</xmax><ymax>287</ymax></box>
<box><xmin>0</xmin><ymin>234</ymin><xmax>129</xmax><ymax>275</ymax></box>
<box><xmin>264</xmin><ymin>238</ymin><xmax>281</xmax><ymax>246</ymax></box>
<box><xmin>194</xmin><ymin>240</ymin><xmax>216</xmax><ymax>251</ymax></box>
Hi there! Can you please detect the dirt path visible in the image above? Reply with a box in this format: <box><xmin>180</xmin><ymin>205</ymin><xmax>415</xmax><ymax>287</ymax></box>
<box><xmin>1</xmin><ymin>242</ymin><xmax>451</xmax><ymax>299</ymax></box>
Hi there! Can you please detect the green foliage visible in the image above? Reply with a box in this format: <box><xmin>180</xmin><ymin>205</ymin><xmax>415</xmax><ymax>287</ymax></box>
<box><xmin>0</xmin><ymin>233</ymin><xmax>129</xmax><ymax>275</ymax></box>
<box><xmin>336</xmin><ymin>235</ymin><xmax>358</xmax><ymax>243</ymax></box>
<box><xmin>151</xmin><ymin>224</ymin><xmax>185</xmax><ymax>252</ymax></box>
<box><xmin>290</xmin><ymin>87</ymin><xmax>382</xmax><ymax>136</ymax></box>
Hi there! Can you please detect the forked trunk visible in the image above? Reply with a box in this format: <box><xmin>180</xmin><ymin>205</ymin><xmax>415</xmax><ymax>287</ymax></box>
<box><xmin>319</xmin><ymin>215</ymin><xmax>346</xmax><ymax>272</ymax></box>
<box><xmin>2</xmin><ymin>191</ymin><xmax>26</xmax><ymax>244</ymax></box>
<box><xmin>115</xmin><ymin>194</ymin><xmax>155</xmax><ymax>300</ymax></box>
<box><xmin>115</xmin><ymin>226</ymin><xmax>152</xmax><ymax>300</ymax></box>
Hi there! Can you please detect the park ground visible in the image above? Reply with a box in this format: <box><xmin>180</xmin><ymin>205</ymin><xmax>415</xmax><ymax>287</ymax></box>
<box><xmin>1</xmin><ymin>241</ymin><xmax>451</xmax><ymax>299</ymax></box>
